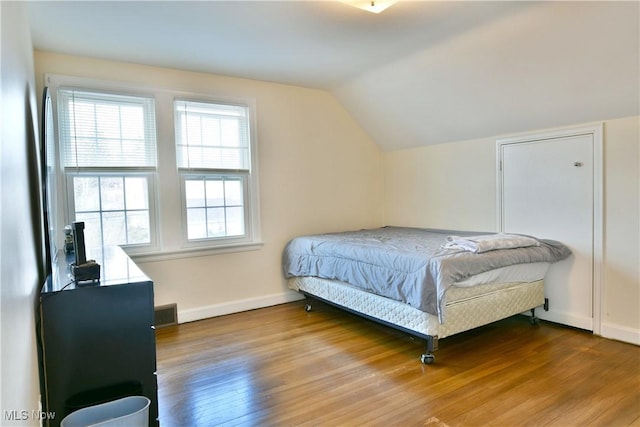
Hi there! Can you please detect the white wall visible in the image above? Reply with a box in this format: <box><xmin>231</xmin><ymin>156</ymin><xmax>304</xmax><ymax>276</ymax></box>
<box><xmin>601</xmin><ymin>116</ymin><xmax>640</xmax><ymax>341</ymax></box>
<box><xmin>384</xmin><ymin>116</ymin><xmax>640</xmax><ymax>344</ymax></box>
<box><xmin>1</xmin><ymin>2</ymin><xmax>46</xmax><ymax>425</ymax></box>
<box><xmin>34</xmin><ymin>52</ymin><xmax>385</xmax><ymax>322</ymax></box>
<box><xmin>384</xmin><ymin>136</ymin><xmax>497</xmax><ymax>231</ymax></box>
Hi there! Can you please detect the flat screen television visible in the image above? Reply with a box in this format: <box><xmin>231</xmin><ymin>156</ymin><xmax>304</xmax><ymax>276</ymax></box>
<box><xmin>41</xmin><ymin>86</ymin><xmax>57</xmax><ymax>276</ymax></box>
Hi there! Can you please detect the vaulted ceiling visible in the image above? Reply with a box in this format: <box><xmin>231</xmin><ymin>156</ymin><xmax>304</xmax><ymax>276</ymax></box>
<box><xmin>28</xmin><ymin>1</ymin><xmax>639</xmax><ymax>150</ymax></box>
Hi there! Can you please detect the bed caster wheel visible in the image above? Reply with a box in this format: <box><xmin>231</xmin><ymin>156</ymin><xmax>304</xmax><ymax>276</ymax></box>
<box><xmin>529</xmin><ymin>308</ymin><xmax>540</xmax><ymax>325</ymax></box>
<box><xmin>421</xmin><ymin>353</ymin><xmax>435</xmax><ymax>365</ymax></box>
<box><xmin>304</xmin><ymin>303</ymin><xmax>312</xmax><ymax>312</ymax></box>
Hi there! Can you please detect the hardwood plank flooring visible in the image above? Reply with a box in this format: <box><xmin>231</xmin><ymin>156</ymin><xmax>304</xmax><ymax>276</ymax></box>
<box><xmin>155</xmin><ymin>301</ymin><xmax>640</xmax><ymax>426</ymax></box>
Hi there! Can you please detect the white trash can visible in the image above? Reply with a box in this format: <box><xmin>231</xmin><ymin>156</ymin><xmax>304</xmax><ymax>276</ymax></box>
<box><xmin>60</xmin><ymin>396</ymin><xmax>150</xmax><ymax>427</ymax></box>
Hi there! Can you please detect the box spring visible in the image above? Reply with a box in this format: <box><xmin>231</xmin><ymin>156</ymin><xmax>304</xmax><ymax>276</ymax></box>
<box><xmin>288</xmin><ymin>277</ymin><xmax>545</xmax><ymax>340</ymax></box>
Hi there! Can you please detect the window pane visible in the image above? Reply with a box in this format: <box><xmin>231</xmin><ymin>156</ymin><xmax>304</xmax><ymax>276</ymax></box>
<box><xmin>201</xmin><ymin>116</ymin><xmax>220</xmax><ymax>146</ymax></box>
<box><xmin>74</xmin><ymin>177</ymin><xmax>100</xmax><ymax>212</ymax></box>
<box><xmin>206</xmin><ymin>207</ymin><xmax>225</xmax><ymax>238</ymax></box>
<box><xmin>76</xmin><ymin>212</ymin><xmax>102</xmax><ymax>250</ymax></box>
<box><xmin>185</xmin><ymin>180</ymin><xmax>205</xmax><ymax>208</ymax></box>
<box><xmin>201</xmin><ymin>147</ymin><xmax>221</xmax><ymax>169</ymax></box>
<box><xmin>74</xmin><ymin>174</ymin><xmax>152</xmax><ymax>248</ymax></box>
<box><xmin>100</xmin><ymin>177</ymin><xmax>124</xmax><ymax>210</ymax></box>
<box><xmin>95</xmin><ymin>103</ymin><xmax>120</xmax><ymax>140</ymax></box>
<box><xmin>220</xmin><ymin>118</ymin><xmax>240</xmax><ymax>147</ymax></box>
<box><xmin>225</xmin><ymin>180</ymin><xmax>243</xmax><ymax>206</ymax></box>
<box><xmin>206</xmin><ymin>180</ymin><xmax>224</xmax><ymax>207</ymax></box>
<box><xmin>183</xmin><ymin>175</ymin><xmax>249</xmax><ymax>242</ymax></box>
<box><xmin>120</xmin><ymin>105</ymin><xmax>144</xmax><ymax>140</ymax></box>
<box><xmin>102</xmin><ymin>211</ymin><xmax>126</xmax><ymax>245</ymax></box>
<box><xmin>184</xmin><ymin>114</ymin><xmax>203</xmax><ymax>146</ymax></box>
<box><xmin>187</xmin><ymin>208</ymin><xmax>206</xmax><ymax>240</ymax></box>
<box><xmin>127</xmin><ymin>211</ymin><xmax>150</xmax><ymax>244</ymax></box>
<box><xmin>125</xmin><ymin>177</ymin><xmax>148</xmax><ymax>210</ymax></box>
<box><xmin>226</xmin><ymin>207</ymin><xmax>245</xmax><ymax>236</ymax></box>
<box><xmin>186</xmin><ymin>149</ymin><xmax>205</xmax><ymax>169</ymax></box>
<box><xmin>71</xmin><ymin>102</ymin><xmax>94</xmax><ymax>136</ymax></box>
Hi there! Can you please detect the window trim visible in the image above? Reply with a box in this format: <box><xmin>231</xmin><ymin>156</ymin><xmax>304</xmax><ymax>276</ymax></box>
<box><xmin>174</xmin><ymin>98</ymin><xmax>251</xmax><ymax>171</ymax></box>
<box><xmin>55</xmin><ymin>83</ymin><xmax>160</xmax><ymax>255</ymax></box>
<box><xmin>174</xmin><ymin>97</ymin><xmax>261</xmax><ymax>251</ymax></box>
<box><xmin>178</xmin><ymin>172</ymin><xmax>252</xmax><ymax>248</ymax></box>
<box><xmin>46</xmin><ymin>74</ymin><xmax>262</xmax><ymax>261</ymax></box>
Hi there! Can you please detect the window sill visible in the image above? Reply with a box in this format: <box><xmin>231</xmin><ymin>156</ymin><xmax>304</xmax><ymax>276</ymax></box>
<box><xmin>127</xmin><ymin>241</ymin><xmax>264</xmax><ymax>263</ymax></box>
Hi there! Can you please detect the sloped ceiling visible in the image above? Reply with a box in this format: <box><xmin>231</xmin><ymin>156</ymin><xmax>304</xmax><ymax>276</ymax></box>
<box><xmin>28</xmin><ymin>1</ymin><xmax>639</xmax><ymax>151</ymax></box>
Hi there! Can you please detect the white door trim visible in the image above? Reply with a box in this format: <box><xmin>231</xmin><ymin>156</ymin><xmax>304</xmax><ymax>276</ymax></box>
<box><xmin>496</xmin><ymin>123</ymin><xmax>603</xmax><ymax>335</ymax></box>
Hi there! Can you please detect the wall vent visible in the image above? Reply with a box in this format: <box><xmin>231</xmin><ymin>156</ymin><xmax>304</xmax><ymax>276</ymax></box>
<box><xmin>154</xmin><ymin>303</ymin><xmax>178</xmax><ymax>328</ymax></box>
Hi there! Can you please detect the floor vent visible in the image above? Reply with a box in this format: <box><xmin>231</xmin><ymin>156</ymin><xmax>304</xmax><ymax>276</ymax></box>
<box><xmin>154</xmin><ymin>303</ymin><xmax>178</xmax><ymax>328</ymax></box>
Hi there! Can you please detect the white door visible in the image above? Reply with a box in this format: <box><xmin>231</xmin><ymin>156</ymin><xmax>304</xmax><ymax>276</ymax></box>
<box><xmin>498</xmin><ymin>128</ymin><xmax>601</xmax><ymax>331</ymax></box>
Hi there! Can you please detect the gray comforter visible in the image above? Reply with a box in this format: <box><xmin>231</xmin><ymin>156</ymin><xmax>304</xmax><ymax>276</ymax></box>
<box><xmin>282</xmin><ymin>227</ymin><xmax>571</xmax><ymax>322</ymax></box>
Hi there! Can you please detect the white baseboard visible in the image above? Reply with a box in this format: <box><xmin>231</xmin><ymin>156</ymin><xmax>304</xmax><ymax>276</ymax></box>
<box><xmin>537</xmin><ymin>310</ymin><xmax>639</xmax><ymax>346</ymax></box>
<box><xmin>600</xmin><ymin>322</ymin><xmax>640</xmax><ymax>346</ymax></box>
<box><xmin>177</xmin><ymin>291</ymin><xmax>305</xmax><ymax>324</ymax></box>
<box><xmin>177</xmin><ymin>294</ymin><xmax>640</xmax><ymax>347</ymax></box>
<box><xmin>536</xmin><ymin>309</ymin><xmax>593</xmax><ymax>331</ymax></box>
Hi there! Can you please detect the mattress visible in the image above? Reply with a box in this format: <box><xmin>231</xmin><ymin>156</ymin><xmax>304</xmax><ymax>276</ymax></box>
<box><xmin>289</xmin><ymin>276</ymin><xmax>546</xmax><ymax>340</ymax></box>
<box><xmin>449</xmin><ymin>261</ymin><xmax>549</xmax><ymax>287</ymax></box>
<box><xmin>283</xmin><ymin>227</ymin><xmax>570</xmax><ymax>321</ymax></box>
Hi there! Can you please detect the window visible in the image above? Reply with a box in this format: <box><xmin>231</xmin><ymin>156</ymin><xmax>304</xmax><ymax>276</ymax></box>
<box><xmin>49</xmin><ymin>74</ymin><xmax>262</xmax><ymax>259</ymax></box>
<box><xmin>175</xmin><ymin>99</ymin><xmax>258</xmax><ymax>247</ymax></box>
<box><xmin>58</xmin><ymin>88</ymin><xmax>157</xmax><ymax>251</ymax></box>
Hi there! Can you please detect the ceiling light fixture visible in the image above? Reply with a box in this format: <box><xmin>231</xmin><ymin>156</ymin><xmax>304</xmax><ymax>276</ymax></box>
<box><xmin>342</xmin><ymin>0</ymin><xmax>397</xmax><ymax>14</ymax></box>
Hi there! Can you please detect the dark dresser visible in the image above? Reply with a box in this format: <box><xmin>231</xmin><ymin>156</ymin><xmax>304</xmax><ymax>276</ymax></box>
<box><xmin>38</xmin><ymin>246</ymin><xmax>158</xmax><ymax>427</ymax></box>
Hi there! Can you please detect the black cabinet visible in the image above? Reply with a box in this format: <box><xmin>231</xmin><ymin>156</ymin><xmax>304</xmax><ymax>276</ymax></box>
<box><xmin>38</xmin><ymin>246</ymin><xmax>158</xmax><ymax>427</ymax></box>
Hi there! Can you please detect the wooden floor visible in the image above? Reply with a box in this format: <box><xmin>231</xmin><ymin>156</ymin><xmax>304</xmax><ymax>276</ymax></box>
<box><xmin>155</xmin><ymin>301</ymin><xmax>640</xmax><ymax>427</ymax></box>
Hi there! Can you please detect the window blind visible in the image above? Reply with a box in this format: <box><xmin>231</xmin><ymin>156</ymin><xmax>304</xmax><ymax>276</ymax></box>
<box><xmin>58</xmin><ymin>89</ymin><xmax>157</xmax><ymax>168</ymax></box>
<box><xmin>175</xmin><ymin>100</ymin><xmax>250</xmax><ymax>171</ymax></box>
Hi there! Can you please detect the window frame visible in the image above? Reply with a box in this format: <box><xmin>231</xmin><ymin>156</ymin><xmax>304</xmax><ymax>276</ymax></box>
<box><xmin>174</xmin><ymin>97</ymin><xmax>261</xmax><ymax>251</ymax></box>
<box><xmin>55</xmin><ymin>83</ymin><xmax>160</xmax><ymax>255</ymax></box>
<box><xmin>179</xmin><ymin>172</ymin><xmax>252</xmax><ymax>248</ymax></box>
<box><xmin>57</xmin><ymin>87</ymin><xmax>157</xmax><ymax>169</ymax></box>
<box><xmin>46</xmin><ymin>74</ymin><xmax>262</xmax><ymax>260</ymax></box>
<box><xmin>65</xmin><ymin>170</ymin><xmax>159</xmax><ymax>253</ymax></box>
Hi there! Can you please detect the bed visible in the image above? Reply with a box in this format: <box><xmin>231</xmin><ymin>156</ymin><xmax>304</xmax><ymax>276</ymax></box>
<box><xmin>282</xmin><ymin>227</ymin><xmax>571</xmax><ymax>364</ymax></box>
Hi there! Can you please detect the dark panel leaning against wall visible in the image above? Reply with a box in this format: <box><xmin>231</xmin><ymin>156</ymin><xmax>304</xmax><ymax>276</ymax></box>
<box><xmin>27</xmin><ymin>85</ymin><xmax>47</xmax><ymax>281</ymax></box>
<box><xmin>28</xmin><ymin>82</ymin><xmax>51</xmax><ymax>426</ymax></box>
